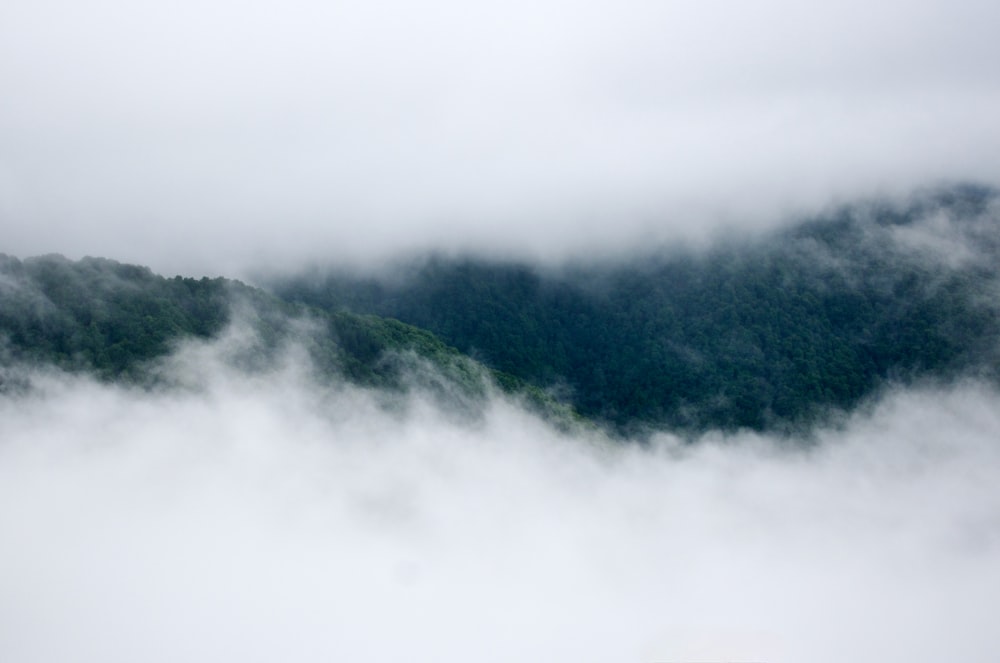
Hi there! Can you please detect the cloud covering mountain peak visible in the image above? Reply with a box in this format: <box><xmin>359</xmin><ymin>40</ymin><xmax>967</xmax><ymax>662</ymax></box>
<box><xmin>3</xmin><ymin>0</ymin><xmax>1000</xmax><ymax>275</ymax></box>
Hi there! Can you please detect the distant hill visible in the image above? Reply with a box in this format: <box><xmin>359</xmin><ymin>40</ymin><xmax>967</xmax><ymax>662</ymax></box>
<box><xmin>5</xmin><ymin>184</ymin><xmax>998</xmax><ymax>436</ymax></box>
<box><xmin>0</xmin><ymin>253</ymin><xmax>582</xmax><ymax>428</ymax></box>
<box><xmin>272</xmin><ymin>184</ymin><xmax>1000</xmax><ymax>433</ymax></box>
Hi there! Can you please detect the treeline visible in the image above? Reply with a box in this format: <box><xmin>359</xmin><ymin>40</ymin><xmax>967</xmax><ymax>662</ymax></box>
<box><xmin>0</xmin><ymin>253</ymin><xmax>474</xmax><ymax>390</ymax></box>
<box><xmin>273</xmin><ymin>184</ymin><xmax>1000</xmax><ymax>433</ymax></box>
<box><xmin>4</xmin><ymin>184</ymin><xmax>997</xmax><ymax>434</ymax></box>
<box><xmin>0</xmin><ymin>254</ymin><xmax>232</xmax><ymax>378</ymax></box>
<box><xmin>0</xmin><ymin>252</ymin><xmax>580</xmax><ymax>426</ymax></box>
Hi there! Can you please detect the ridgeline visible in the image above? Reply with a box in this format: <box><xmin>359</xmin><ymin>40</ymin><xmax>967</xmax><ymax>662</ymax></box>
<box><xmin>4</xmin><ymin>184</ymin><xmax>999</xmax><ymax>435</ymax></box>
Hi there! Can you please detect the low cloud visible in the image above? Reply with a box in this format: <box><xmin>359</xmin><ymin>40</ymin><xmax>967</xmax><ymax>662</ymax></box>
<box><xmin>2</xmin><ymin>0</ymin><xmax>1000</xmax><ymax>275</ymax></box>
<box><xmin>1</xmin><ymin>334</ymin><xmax>999</xmax><ymax>662</ymax></box>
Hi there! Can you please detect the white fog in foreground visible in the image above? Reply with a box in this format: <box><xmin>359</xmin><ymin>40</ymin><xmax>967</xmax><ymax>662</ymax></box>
<box><xmin>3</xmin><ymin>0</ymin><xmax>1000</xmax><ymax>274</ymax></box>
<box><xmin>1</xmin><ymin>340</ymin><xmax>998</xmax><ymax>662</ymax></box>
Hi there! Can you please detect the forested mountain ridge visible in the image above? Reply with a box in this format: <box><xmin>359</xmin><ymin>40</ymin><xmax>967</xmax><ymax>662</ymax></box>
<box><xmin>0</xmin><ymin>253</ymin><xmax>232</xmax><ymax>378</ymax></box>
<box><xmin>0</xmin><ymin>253</ymin><xmax>582</xmax><ymax>426</ymax></box>
<box><xmin>4</xmin><ymin>185</ymin><xmax>998</xmax><ymax>435</ymax></box>
<box><xmin>273</xmin><ymin>184</ymin><xmax>1000</xmax><ymax>433</ymax></box>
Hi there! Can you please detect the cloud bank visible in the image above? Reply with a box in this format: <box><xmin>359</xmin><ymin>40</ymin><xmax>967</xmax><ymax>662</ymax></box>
<box><xmin>2</xmin><ymin>0</ymin><xmax>1000</xmax><ymax>274</ymax></box>
<box><xmin>1</xmin><ymin>335</ymin><xmax>999</xmax><ymax>662</ymax></box>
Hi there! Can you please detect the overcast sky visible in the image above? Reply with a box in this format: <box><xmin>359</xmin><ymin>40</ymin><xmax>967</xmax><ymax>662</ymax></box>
<box><xmin>2</xmin><ymin>0</ymin><xmax>1000</xmax><ymax>275</ymax></box>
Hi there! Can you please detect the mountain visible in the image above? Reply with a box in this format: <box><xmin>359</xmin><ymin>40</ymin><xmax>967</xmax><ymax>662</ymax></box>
<box><xmin>0</xmin><ymin>253</ymin><xmax>583</xmax><ymax>427</ymax></box>
<box><xmin>271</xmin><ymin>184</ymin><xmax>1000</xmax><ymax>433</ymax></box>
<box><xmin>4</xmin><ymin>184</ymin><xmax>998</xmax><ymax>436</ymax></box>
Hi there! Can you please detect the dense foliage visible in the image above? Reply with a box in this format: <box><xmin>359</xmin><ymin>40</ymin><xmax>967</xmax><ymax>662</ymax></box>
<box><xmin>0</xmin><ymin>254</ymin><xmax>232</xmax><ymax>378</ymax></box>
<box><xmin>274</xmin><ymin>185</ymin><xmax>1000</xmax><ymax>432</ymax></box>
<box><xmin>0</xmin><ymin>254</ymin><xmax>462</xmax><ymax>387</ymax></box>
<box><xmin>4</xmin><ymin>185</ymin><xmax>997</xmax><ymax>434</ymax></box>
<box><xmin>0</xmin><ymin>252</ymin><xmax>581</xmax><ymax>426</ymax></box>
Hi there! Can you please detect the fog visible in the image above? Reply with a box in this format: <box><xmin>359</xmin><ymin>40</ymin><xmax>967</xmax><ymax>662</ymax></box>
<box><xmin>1</xmin><ymin>333</ymin><xmax>998</xmax><ymax>662</ymax></box>
<box><xmin>3</xmin><ymin>0</ymin><xmax>1000</xmax><ymax>275</ymax></box>
<box><xmin>4</xmin><ymin>1</ymin><xmax>999</xmax><ymax>658</ymax></box>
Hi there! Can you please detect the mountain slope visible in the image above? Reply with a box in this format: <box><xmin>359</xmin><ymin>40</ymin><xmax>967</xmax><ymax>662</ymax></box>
<box><xmin>0</xmin><ymin>253</ymin><xmax>586</xmax><ymax>426</ymax></box>
<box><xmin>273</xmin><ymin>184</ymin><xmax>1000</xmax><ymax>432</ymax></box>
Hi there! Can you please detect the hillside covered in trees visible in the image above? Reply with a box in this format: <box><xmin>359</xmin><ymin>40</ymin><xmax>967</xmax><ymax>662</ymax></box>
<box><xmin>3</xmin><ymin>185</ymin><xmax>998</xmax><ymax>435</ymax></box>
<box><xmin>273</xmin><ymin>184</ymin><xmax>1000</xmax><ymax>433</ymax></box>
<box><xmin>0</xmin><ymin>253</ymin><xmax>588</xmax><ymax>425</ymax></box>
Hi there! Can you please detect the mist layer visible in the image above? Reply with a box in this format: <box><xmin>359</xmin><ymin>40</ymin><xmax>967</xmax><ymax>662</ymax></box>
<box><xmin>1</xmin><ymin>337</ymin><xmax>998</xmax><ymax>662</ymax></box>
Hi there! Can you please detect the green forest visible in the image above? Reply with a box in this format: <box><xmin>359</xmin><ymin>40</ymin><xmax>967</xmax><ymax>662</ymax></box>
<box><xmin>273</xmin><ymin>184</ymin><xmax>1000</xmax><ymax>433</ymax></box>
<box><xmin>0</xmin><ymin>252</ymin><xmax>577</xmax><ymax>426</ymax></box>
<box><xmin>3</xmin><ymin>184</ymin><xmax>999</xmax><ymax>434</ymax></box>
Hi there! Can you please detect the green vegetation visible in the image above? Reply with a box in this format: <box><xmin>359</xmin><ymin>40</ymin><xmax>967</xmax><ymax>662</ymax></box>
<box><xmin>0</xmin><ymin>254</ymin><xmax>232</xmax><ymax>379</ymax></box>
<box><xmin>4</xmin><ymin>184</ymin><xmax>998</xmax><ymax>434</ymax></box>
<box><xmin>0</xmin><ymin>253</ymin><xmax>470</xmax><ymax>387</ymax></box>
<box><xmin>0</xmin><ymin>252</ymin><xmax>580</xmax><ymax>427</ymax></box>
<box><xmin>274</xmin><ymin>184</ymin><xmax>1000</xmax><ymax>433</ymax></box>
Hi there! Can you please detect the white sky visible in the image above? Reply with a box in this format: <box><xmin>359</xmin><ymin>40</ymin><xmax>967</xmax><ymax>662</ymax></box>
<box><xmin>2</xmin><ymin>0</ymin><xmax>1000</xmax><ymax>275</ymax></box>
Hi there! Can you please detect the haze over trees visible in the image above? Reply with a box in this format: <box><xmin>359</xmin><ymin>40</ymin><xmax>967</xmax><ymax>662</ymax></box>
<box><xmin>274</xmin><ymin>184</ymin><xmax>1000</xmax><ymax>432</ymax></box>
<box><xmin>0</xmin><ymin>253</ymin><xmax>575</xmax><ymax>426</ymax></box>
<box><xmin>4</xmin><ymin>0</ymin><xmax>1000</xmax><ymax>658</ymax></box>
<box><xmin>3</xmin><ymin>184</ymin><xmax>999</xmax><ymax>435</ymax></box>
